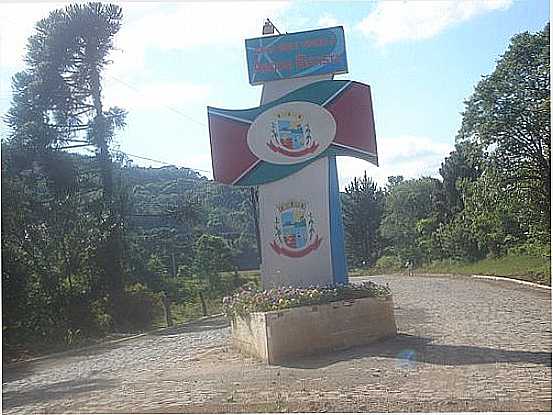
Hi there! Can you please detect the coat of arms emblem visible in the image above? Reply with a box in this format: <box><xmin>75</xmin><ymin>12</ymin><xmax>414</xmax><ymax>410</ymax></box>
<box><xmin>267</xmin><ymin>111</ymin><xmax>319</xmax><ymax>157</ymax></box>
<box><xmin>270</xmin><ymin>200</ymin><xmax>322</xmax><ymax>257</ymax></box>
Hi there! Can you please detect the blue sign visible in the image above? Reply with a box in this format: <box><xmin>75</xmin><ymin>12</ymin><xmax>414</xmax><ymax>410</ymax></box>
<box><xmin>245</xmin><ymin>26</ymin><xmax>348</xmax><ymax>85</ymax></box>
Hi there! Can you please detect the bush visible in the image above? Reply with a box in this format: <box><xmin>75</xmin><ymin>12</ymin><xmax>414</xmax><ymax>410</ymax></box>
<box><xmin>63</xmin><ymin>293</ymin><xmax>112</xmax><ymax>339</ymax></box>
<box><xmin>114</xmin><ymin>283</ymin><xmax>163</xmax><ymax>332</ymax></box>
<box><xmin>374</xmin><ymin>255</ymin><xmax>403</xmax><ymax>271</ymax></box>
<box><xmin>508</xmin><ymin>241</ymin><xmax>551</xmax><ymax>258</ymax></box>
<box><xmin>220</xmin><ymin>271</ymin><xmax>254</xmax><ymax>295</ymax></box>
<box><xmin>222</xmin><ymin>281</ymin><xmax>391</xmax><ymax>319</ymax></box>
<box><xmin>432</xmin><ymin>217</ymin><xmax>483</xmax><ymax>261</ymax></box>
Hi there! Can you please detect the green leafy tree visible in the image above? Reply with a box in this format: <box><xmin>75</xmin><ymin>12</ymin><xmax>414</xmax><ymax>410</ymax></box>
<box><xmin>439</xmin><ymin>141</ymin><xmax>484</xmax><ymax>219</ymax></box>
<box><xmin>379</xmin><ymin>177</ymin><xmax>444</xmax><ymax>264</ymax></box>
<box><xmin>432</xmin><ymin>213</ymin><xmax>482</xmax><ymax>261</ymax></box>
<box><xmin>193</xmin><ymin>234</ymin><xmax>234</xmax><ymax>315</ymax></box>
<box><xmin>342</xmin><ymin>172</ymin><xmax>384</xmax><ymax>267</ymax></box>
<box><xmin>1</xmin><ymin>147</ymin><xmax>113</xmax><ymax>345</ymax></box>
<box><xmin>460</xmin><ymin>170</ymin><xmax>526</xmax><ymax>257</ymax></box>
<box><xmin>457</xmin><ymin>23</ymin><xmax>550</xmax><ymax>238</ymax></box>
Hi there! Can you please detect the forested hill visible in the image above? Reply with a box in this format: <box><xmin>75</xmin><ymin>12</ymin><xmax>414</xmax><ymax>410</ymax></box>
<box><xmin>122</xmin><ymin>164</ymin><xmax>259</xmax><ymax>271</ymax></box>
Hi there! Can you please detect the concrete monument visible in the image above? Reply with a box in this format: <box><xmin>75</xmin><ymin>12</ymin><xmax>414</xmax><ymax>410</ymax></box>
<box><xmin>207</xmin><ymin>25</ymin><xmax>378</xmax><ymax>289</ymax></box>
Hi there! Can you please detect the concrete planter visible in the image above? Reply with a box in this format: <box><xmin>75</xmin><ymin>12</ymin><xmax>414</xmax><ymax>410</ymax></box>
<box><xmin>230</xmin><ymin>295</ymin><xmax>397</xmax><ymax>364</ymax></box>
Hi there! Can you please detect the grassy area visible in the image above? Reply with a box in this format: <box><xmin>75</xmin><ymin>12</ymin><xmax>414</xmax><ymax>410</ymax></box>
<box><xmin>416</xmin><ymin>255</ymin><xmax>551</xmax><ymax>286</ymax></box>
<box><xmin>233</xmin><ymin>269</ymin><xmax>261</xmax><ymax>280</ymax></box>
<box><xmin>171</xmin><ymin>270</ymin><xmax>262</xmax><ymax>324</ymax></box>
<box><xmin>348</xmin><ymin>255</ymin><xmax>551</xmax><ymax>286</ymax></box>
<box><xmin>348</xmin><ymin>267</ymin><xmax>399</xmax><ymax>277</ymax></box>
<box><xmin>171</xmin><ymin>297</ymin><xmax>225</xmax><ymax>323</ymax></box>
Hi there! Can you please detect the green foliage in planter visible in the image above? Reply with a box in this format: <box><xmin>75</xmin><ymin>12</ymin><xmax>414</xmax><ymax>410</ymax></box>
<box><xmin>223</xmin><ymin>281</ymin><xmax>391</xmax><ymax>318</ymax></box>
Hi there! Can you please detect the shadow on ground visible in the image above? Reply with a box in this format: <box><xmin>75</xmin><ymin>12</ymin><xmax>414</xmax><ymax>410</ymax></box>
<box><xmin>2</xmin><ymin>316</ymin><xmax>230</xmax><ymax>383</ymax></box>
<box><xmin>153</xmin><ymin>316</ymin><xmax>229</xmax><ymax>336</ymax></box>
<box><xmin>2</xmin><ymin>362</ymin><xmax>35</xmax><ymax>384</ymax></box>
<box><xmin>2</xmin><ymin>377</ymin><xmax>118</xmax><ymax>410</ymax></box>
<box><xmin>2</xmin><ymin>341</ymin><xmax>128</xmax><ymax>384</ymax></box>
<box><xmin>281</xmin><ymin>334</ymin><xmax>552</xmax><ymax>369</ymax></box>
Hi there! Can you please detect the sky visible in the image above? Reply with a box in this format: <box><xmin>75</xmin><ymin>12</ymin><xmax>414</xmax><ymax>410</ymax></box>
<box><xmin>0</xmin><ymin>0</ymin><xmax>549</xmax><ymax>188</ymax></box>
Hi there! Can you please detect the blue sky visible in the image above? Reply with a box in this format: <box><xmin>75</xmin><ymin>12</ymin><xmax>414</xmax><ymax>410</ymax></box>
<box><xmin>0</xmin><ymin>0</ymin><xmax>549</xmax><ymax>187</ymax></box>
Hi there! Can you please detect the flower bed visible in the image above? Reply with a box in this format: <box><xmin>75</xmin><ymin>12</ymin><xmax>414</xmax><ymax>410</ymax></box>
<box><xmin>223</xmin><ymin>281</ymin><xmax>391</xmax><ymax>319</ymax></box>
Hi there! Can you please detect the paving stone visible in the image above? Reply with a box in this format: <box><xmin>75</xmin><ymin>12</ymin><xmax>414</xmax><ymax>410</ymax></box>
<box><xmin>2</xmin><ymin>275</ymin><xmax>551</xmax><ymax>413</ymax></box>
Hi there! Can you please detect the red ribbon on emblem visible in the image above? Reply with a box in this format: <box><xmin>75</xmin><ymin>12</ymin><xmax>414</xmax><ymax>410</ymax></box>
<box><xmin>266</xmin><ymin>141</ymin><xmax>319</xmax><ymax>157</ymax></box>
<box><xmin>270</xmin><ymin>235</ymin><xmax>322</xmax><ymax>258</ymax></box>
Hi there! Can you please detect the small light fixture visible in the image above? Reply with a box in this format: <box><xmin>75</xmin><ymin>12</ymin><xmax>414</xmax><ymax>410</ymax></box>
<box><xmin>262</xmin><ymin>18</ymin><xmax>281</xmax><ymax>35</ymax></box>
<box><xmin>262</xmin><ymin>19</ymin><xmax>274</xmax><ymax>35</ymax></box>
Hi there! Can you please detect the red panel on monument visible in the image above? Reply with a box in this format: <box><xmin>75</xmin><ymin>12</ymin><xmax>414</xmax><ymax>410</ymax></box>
<box><xmin>207</xmin><ymin>80</ymin><xmax>378</xmax><ymax>185</ymax></box>
<box><xmin>326</xmin><ymin>83</ymin><xmax>377</xmax><ymax>159</ymax></box>
<box><xmin>208</xmin><ymin>115</ymin><xmax>258</xmax><ymax>184</ymax></box>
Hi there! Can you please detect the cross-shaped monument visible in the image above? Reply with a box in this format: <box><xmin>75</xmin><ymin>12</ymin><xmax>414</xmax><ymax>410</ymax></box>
<box><xmin>207</xmin><ymin>25</ymin><xmax>377</xmax><ymax>289</ymax></box>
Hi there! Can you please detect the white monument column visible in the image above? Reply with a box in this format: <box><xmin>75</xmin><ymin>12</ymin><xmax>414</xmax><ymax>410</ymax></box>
<box><xmin>256</xmin><ymin>74</ymin><xmax>346</xmax><ymax>288</ymax></box>
<box><xmin>206</xmin><ymin>25</ymin><xmax>377</xmax><ymax>289</ymax></box>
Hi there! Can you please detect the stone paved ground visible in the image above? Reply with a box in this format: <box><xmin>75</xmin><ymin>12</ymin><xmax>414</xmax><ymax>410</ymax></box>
<box><xmin>2</xmin><ymin>275</ymin><xmax>551</xmax><ymax>413</ymax></box>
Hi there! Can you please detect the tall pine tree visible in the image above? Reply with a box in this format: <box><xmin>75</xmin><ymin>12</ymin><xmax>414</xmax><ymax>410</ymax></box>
<box><xmin>6</xmin><ymin>2</ymin><xmax>127</xmax><ymax>302</ymax></box>
<box><xmin>342</xmin><ymin>172</ymin><xmax>384</xmax><ymax>267</ymax></box>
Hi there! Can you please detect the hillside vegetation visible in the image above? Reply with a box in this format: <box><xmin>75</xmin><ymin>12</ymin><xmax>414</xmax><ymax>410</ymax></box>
<box><xmin>1</xmin><ymin>3</ymin><xmax>549</xmax><ymax>360</ymax></box>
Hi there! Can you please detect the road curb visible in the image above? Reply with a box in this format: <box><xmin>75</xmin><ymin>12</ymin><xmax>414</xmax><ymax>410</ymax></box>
<box><xmin>4</xmin><ymin>313</ymin><xmax>226</xmax><ymax>369</ymax></box>
<box><xmin>470</xmin><ymin>274</ymin><xmax>551</xmax><ymax>290</ymax></box>
<box><xmin>353</xmin><ymin>273</ymin><xmax>551</xmax><ymax>291</ymax></box>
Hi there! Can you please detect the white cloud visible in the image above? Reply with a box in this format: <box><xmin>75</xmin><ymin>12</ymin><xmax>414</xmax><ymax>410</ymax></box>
<box><xmin>357</xmin><ymin>0</ymin><xmax>512</xmax><ymax>45</ymax></box>
<box><xmin>123</xmin><ymin>2</ymin><xmax>288</xmax><ymax>49</ymax></box>
<box><xmin>109</xmin><ymin>1</ymin><xmax>289</xmax><ymax>76</ymax></box>
<box><xmin>337</xmin><ymin>135</ymin><xmax>453</xmax><ymax>188</ymax></box>
<box><xmin>0</xmin><ymin>1</ymin><xmax>289</xmax><ymax>74</ymax></box>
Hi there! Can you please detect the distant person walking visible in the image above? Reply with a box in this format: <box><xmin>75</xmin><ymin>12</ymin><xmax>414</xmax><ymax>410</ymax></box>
<box><xmin>405</xmin><ymin>260</ymin><xmax>414</xmax><ymax>277</ymax></box>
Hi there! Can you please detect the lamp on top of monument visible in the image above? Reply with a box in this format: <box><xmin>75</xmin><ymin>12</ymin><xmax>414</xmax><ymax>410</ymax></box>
<box><xmin>262</xmin><ymin>18</ymin><xmax>281</xmax><ymax>35</ymax></box>
<box><xmin>206</xmin><ymin>22</ymin><xmax>378</xmax><ymax>289</ymax></box>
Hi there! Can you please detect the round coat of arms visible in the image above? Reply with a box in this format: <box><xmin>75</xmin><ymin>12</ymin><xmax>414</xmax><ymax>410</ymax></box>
<box><xmin>246</xmin><ymin>101</ymin><xmax>336</xmax><ymax>165</ymax></box>
<box><xmin>268</xmin><ymin>110</ymin><xmax>318</xmax><ymax>157</ymax></box>
<box><xmin>270</xmin><ymin>200</ymin><xmax>322</xmax><ymax>258</ymax></box>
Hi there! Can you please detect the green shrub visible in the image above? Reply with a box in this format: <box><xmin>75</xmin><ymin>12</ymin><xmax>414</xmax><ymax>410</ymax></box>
<box><xmin>115</xmin><ymin>283</ymin><xmax>163</xmax><ymax>332</ymax></box>
<box><xmin>374</xmin><ymin>255</ymin><xmax>403</xmax><ymax>271</ymax></box>
<box><xmin>90</xmin><ymin>298</ymin><xmax>113</xmax><ymax>333</ymax></box>
<box><xmin>508</xmin><ymin>241</ymin><xmax>551</xmax><ymax>258</ymax></box>
<box><xmin>64</xmin><ymin>293</ymin><xmax>112</xmax><ymax>338</ymax></box>
<box><xmin>222</xmin><ymin>281</ymin><xmax>391</xmax><ymax>319</ymax></box>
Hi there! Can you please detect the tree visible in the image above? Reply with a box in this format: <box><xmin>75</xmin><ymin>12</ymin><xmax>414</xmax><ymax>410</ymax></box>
<box><xmin>7</xmin><ymin>3</ymin><xmax>126</xmax><ymax>164</ymax></box>
<box><xmin>379</xmin><ymin>177</ymin><xmax>444</xmax><ymax>263</ymax></box>
<box><xmin>1</xmin><ymin>146</ymin><xmax>113</xmax><ymax>344</ymax></box>
<box><xmin>2</xmin><ymin>3</ymin><xmax>129</xmax><ymax>348</ymax></box>
<box><xmin>461</xmin><ymin>170</ymin><xmax>526</xmax><ymax>257</ymax></box>
<box><xmin>193</xmin><ymin>234</ymin><xmax>234</xmax><ymax>315</ymax></box>
<box><xmin>439</xmin><ymin>141</ymin><xmax>484</xmax><ymax>219</ymax></box>
<box><xmin>386</xmin><ymin>175</ymin><xmax>404</xmax><ymax>188</ymax></box>
<box><xmin>6</xmin><ymin>3</ymin><xmax>127</xmax><ymax>301</ymax></box>
<box><xmin>342</xmin><ymin>172</ymin><xmax>384</xmax><ymax>267</ymax></box>
<box><xmin>457</xmin><ymin>23</ymin><xmax>550</xmax><ymax>237</ymax></box>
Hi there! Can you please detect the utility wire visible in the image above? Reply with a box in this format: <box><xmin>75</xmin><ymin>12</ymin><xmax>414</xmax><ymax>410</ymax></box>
<box><xmin>99</xmin><ymin>76</ymin><xmax>212</xmax><ymax>174</ymax></box>
<box><xmin>106</xmin><ymin>75</ymin><xmax>208</xmax><ymax>128</ymax></box>
<box><xmin>113</xmin><ymin>149</ymin><xmax>212</xmax><ymax>174</ymax></box>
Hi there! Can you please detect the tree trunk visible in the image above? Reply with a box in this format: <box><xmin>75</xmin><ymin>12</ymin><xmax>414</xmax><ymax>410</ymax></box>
<box><xmin>250</xmin><ymin>187</ymin><xmax>262</xmax><ymax>267</ymax></box>
<box><xmin>198</xmin><ymin>291</ymin><xmax>207</xmax><ymax>317</ymax></box>
<box><xmin>89</xmin><ymin>60</ymin><xmax>123</xmax><ymax>299</ymax></box>
<box><xmin>162</xmin><ymin>293</ymin><xmax>174</xmax><ymax>327</ymax></box>
<box><xmin>90</xmin><ymin>67</ymin><xmax>113</xmax><ymax>205</ymax></box>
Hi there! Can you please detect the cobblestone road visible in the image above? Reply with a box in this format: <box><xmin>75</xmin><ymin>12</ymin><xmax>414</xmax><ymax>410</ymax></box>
<box><xmin>2</xmin><ymin>275</ymin><xmax>551</xmax><ymax>413</ymax></box>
